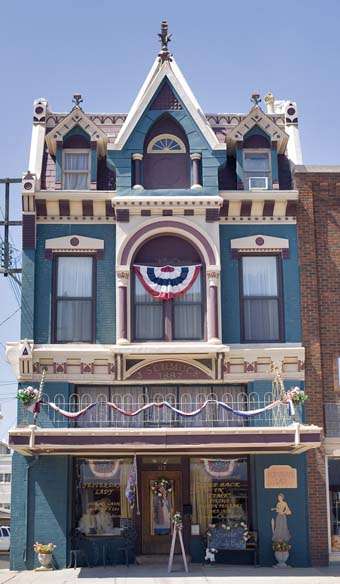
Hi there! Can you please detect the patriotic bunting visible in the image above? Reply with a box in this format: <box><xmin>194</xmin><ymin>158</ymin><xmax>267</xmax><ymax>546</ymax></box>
<box><xmin>39</xmin><ymin>397</ymin><xmax>291</xmax><ymax>419</ymax></box>
<box><xmin>134</xmin><ymin>264</ymin><xmax>201</xmax><ymax>300</ymax></box>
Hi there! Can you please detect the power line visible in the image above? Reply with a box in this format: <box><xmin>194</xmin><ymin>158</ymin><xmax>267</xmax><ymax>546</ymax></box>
<box><xmin>0</xmin><ymin>307</ymin><xmax>20</xmax><ymax>328</ymax></box>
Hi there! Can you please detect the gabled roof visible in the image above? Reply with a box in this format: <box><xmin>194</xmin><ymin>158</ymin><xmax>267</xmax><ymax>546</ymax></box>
<box><xmin>45</xmin><ymin>106</ymin><xmax>108</xmax><ymax>156</ymax></box>
<box><xmin>113</xmin><ymin>57</ymin><xmax>224</xmax><ymax>151</ymax></box>
<box><xmin>227</xmin><ymin>105</ymin><xmax>288</xmax><ymax>153</ymax></box>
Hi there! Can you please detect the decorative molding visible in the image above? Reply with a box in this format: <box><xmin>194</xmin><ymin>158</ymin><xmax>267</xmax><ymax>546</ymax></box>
<box><xmin>45</xmin><ymin>107</ymin><xmax>108</xmax><ymax>156</ymax></box>
<box><xmin>227</xmin><ymin>106</ymin><xmax>288</xmax><ymax>154</ymax></box>
<box><xmin>230</xmin><ymin>234</ymin><xmax>289</xmax><ymax>257</ymax></box>
<box><xmin>126</xmin><ymin>359</ymin><xmax>212</xmax><ymax>381</ymax></box>
<box><xmin>44</xmin><ymin>235</ymin><xmax>104</xmax><ymax>258</ymax></box>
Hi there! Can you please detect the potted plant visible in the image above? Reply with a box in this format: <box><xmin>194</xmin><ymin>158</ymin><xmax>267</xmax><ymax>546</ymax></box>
<box><xmin>272</xmin><ymin>540</ymin><xmax>291</xmax><ymax>568</ymax></box>
<box><xmin>33</xmin><ymin>542</ymin><xmax>56</xmax><ymax>571</ymax></box>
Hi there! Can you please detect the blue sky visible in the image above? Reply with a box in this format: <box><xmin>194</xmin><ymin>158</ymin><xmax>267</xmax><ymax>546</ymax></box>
<box><xmin>0</xmin><ymin>0</ymin><xmax>339</xmax><ymax>438</ymax></box>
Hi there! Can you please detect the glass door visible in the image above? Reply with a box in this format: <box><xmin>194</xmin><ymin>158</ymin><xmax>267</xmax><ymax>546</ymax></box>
<box><xmin>141</xmin><ymin>470</ymin><xmax>182</xmax><ymax>554</ymax></box>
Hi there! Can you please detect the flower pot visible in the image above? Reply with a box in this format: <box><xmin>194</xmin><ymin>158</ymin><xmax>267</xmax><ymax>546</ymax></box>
<box><xmin>274</xmin><ymin>550</ymin><xmax>289</xmax><ymax>568</ymax></box>
<box><xmin>35</xmin><ymin>552</ymin><xmax>53</xmax><ymax>571</ymax></box>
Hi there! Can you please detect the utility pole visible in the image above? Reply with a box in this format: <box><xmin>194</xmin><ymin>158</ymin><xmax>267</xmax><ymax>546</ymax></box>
<box><xmin>0</xmin><ymin>178</ymin><xmax>22</xmax><ymax>285</ymax></box>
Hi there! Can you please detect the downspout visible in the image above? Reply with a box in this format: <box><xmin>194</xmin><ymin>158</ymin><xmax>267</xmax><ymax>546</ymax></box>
<box><xmin>23</xmin><ymin>428</ymin><xmax>39</xmax><ymax>565</ymax></box>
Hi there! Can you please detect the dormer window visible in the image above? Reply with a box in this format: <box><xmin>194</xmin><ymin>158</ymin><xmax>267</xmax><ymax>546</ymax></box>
<box><xmin>243</xmin><ymin>151</ymin><xmax>271</xmax><ymax>190</ymax></box>
<box><xmin>63</xmin><ymin>149</ymin><xmax>90</xmax><ymax>190</ymax></box>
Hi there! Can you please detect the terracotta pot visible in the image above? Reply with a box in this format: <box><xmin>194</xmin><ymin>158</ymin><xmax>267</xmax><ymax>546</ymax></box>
<box><xmin>274</xmin><ymin>550</ymin><xmax>289</xmax><ymax>568</ymax></box>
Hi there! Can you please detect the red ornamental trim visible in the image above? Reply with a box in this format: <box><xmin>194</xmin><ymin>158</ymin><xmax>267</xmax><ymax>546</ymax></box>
<box><xmin>134</xmin><ymin>264</ymin><xmax>201</xmax><ymax>300</ymax></box>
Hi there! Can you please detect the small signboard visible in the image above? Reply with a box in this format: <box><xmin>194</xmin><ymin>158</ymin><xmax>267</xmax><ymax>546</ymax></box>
<box><xmin>264</xmin><ymin>465</ymin><xmax>297</xmax><ymax>489</ymax></box>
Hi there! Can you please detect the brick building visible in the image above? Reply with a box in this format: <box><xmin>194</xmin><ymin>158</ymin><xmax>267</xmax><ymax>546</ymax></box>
<box><xmin>5</xmin><ymin>22</ymin><xmax>324</xmax><ymax>570</ymax></box>
<box><xmin>295</xmin><ymin>166</ymin><xmax>340</xmax><ymax>564</ymax></box>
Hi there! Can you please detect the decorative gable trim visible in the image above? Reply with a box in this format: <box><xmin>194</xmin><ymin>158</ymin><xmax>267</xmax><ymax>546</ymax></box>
<box><xmin>230</xmin><ymin>234</ymin><xmax>289</xmax><ymax>258</ymax></box>
<box><xmin>45</xmin><ymin>235</ymin><xmax>104</xmax><ymax>258</ymax></box>
<box><xmin>45</xmin><ymin>108</ymin><xmax>108</xmax><ymax>156</ymax></box>
<box><xmin>113</xmin><ymin>58</ymin><xmax>223</xmax><ymax>151</ymax></box>
<box><xmin>150</xmin><ymin>79</ymin><xmax>183</xmax><ymax>110</ymax></box>
<box><xmin>227</xmin><ymin>106</ymin><xmax>288</xmax><ymax>154</ymax></box>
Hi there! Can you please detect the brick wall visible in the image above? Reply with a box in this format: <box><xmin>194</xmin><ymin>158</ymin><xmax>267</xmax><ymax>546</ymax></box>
<box><xmin>295</xmin><ymin>169</ymin><xmax>340</xmax><ymax>565</ymax></box>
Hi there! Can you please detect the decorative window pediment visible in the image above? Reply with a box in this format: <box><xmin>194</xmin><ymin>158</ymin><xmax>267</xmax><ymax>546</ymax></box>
<box><xmin>45</xmin><ymin>235</ymin><xmax>104</xmax><ymax>258</ymax></box>
<box><xmin>230</xmin><ymin>234</ymin><xmax>289</xmax><ymax>257</ymax></box>
<box><xmin>45</xmin><ymin>109</ymin><xmax>108</xmax><ymax>156</ymax></box>
<box><xmin>227</xmin><ymin>107</ymin><xmax>288</xmax><ymax>153</ymax></box>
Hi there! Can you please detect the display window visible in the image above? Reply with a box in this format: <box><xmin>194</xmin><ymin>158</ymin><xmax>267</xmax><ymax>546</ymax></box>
<box><xmin>329</xmin><ymin>459</ymin><xmax>340</xmax><ymax>552</ymax></box>
<box><xmin>76</xmin><ymin>458</ymin><xmax>133</xmax><ymax>536</ymax></box>
<box><xmin>190</xmin><ymin>457</ymin><xmax>248</xmax><ymax>535</ymax></box>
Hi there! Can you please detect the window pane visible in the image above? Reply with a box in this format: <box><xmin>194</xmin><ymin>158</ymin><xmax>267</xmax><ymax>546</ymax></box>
<box><xmin>242</xmin><ymin>256</ymin><xmax>277</xmax><ymax>296</ymax></box>
<box><xmin>173</xmin><ymin>303</ymin><xmax>202</xmax><ymax>339</ymax></box>
<box><xmin>244</xmin><ymin>152</ymin><xmax>269</xmax><ymax>172</ymax></box>
<box><xmin>64</xmin><ymin>172</ymin><xmax>89</xmax><ymax>190</ymax></box>
<box><xmin>57</xmin><ymin>257</ymin><xmax>92</xmax><ymax>297</ymax></box>
<box><xmin>174</xmin><ymin>275</ymin><xmax>202</xmax><ymax>303</ymax></box>
<box><xmin>57</xmin><ymin>300</ymin><xmax>92</xmax><ymax>342</ymax></box>
<box><xmin>135</xmin><ymin>304</ymin><xmax>163</xmax><ymax>340</ymax></box>
<box><xmin>244</xmin><ymin>298</ymin><xmax>279</xmax><ymax>341</ymax></box>
<box><xmin>64</xmin><ymin>152</ymin><xmax>89</xmax><ymax>171</ymax></box>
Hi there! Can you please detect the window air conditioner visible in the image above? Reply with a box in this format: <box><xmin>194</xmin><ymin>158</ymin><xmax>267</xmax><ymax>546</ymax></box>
<box><xmin>249</xmin><ymin>176</ymin><xmax>268</xmax><ymax>190</ymax></box>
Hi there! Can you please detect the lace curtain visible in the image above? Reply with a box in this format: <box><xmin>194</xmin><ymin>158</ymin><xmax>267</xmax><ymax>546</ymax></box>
<box><xmin>63</xmin><ymin>151</ymin><xmax>89</xmax><ymax>190</ymax></box>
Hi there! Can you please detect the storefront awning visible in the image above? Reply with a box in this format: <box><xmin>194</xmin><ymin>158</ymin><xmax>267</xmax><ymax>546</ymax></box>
<box><xmin>9</xmin><ymin>424</ymin><xmax>321</xmax><ymax>456</ymax></box>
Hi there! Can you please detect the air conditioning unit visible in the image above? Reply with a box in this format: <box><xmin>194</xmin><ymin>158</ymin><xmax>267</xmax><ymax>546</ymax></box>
<box><xmin>249</xmin><ymin>176</ymin><xmax>268</xmax><ymax>190</ymax></box>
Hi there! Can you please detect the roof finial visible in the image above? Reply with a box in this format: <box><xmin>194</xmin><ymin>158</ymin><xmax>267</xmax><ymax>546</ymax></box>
<box><xmin>158</xmin><ymin>20</ymin><xmax>172</xmax><ymax>62</ymax></box>
<box><xmin>72</xmin><ymin>93</ymin><xmax>83</xmax><ymax>109</ymax></box>
<box><xmin>250</xmin><ymin>91</ymin><xmax>261</xmax><ymax>107</ymax></box>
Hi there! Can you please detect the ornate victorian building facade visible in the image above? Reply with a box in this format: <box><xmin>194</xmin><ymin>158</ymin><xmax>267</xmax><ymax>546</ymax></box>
<box><xmin>7</xmin><ymin>23</ymin><xmax>324</xmax><ymax>569</ymax></box>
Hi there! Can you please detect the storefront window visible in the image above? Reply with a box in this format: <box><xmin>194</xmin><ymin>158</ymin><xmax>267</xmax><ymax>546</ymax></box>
<box><xmin>76</xmin><ymin>458</ymin><xmax>133</xmax><ymax>535</ymax></box>
<box><xmin>329</xmin><ymin>459</ymin><xmax>340</xmax><ymax>552</ymax></box>
<box><xmin>190</xmin><ymin>457</ymin><xmax>248</xmax><ymax>534</ymax></box>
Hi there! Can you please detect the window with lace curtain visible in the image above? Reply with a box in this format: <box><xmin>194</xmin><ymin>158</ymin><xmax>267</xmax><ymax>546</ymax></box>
<box><xmin>53</xmin><ymin>256</ymin><xmax>95</xmax><ymax>342</ymax></box>
<box><xmin>62</xmin><ymin>149</ymin><xmax>90</xmax><ymax>190</ymax></box>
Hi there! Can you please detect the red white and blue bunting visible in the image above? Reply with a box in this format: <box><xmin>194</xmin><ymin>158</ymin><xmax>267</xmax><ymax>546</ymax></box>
<box><xmin>133</xmin><ymin>264</ymin><xmax>201</xmax><ymax>300</ymax></box>
<box><xmin>36</xmin><ymin>396</ymin><xmax>296</xmax><ymax>419</ymax></box>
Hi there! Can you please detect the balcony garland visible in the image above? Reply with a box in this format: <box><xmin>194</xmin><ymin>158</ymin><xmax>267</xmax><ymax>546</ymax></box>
<box><xmin>30</xmin><ymin>388</ymin><xmax>305</xmax><ymax>420</ymax></box>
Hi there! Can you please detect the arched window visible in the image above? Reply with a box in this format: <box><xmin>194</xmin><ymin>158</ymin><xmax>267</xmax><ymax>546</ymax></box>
<box><xmin>132</xmin><ymin>235</ymin><xmax>204</xmax><ymax>341</ymax></box>
<box><xmin>147</xmin><ymin>134</ymin><xmax>186</xmax><ymax>154</ymax></box>
<box><xmin>143</xmin><ymin>116</ymin><xmax>190</xmax><ymax>189</ymax></box>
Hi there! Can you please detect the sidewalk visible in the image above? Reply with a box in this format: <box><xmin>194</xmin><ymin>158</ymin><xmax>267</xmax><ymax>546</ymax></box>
<box><xmin>0</xmin><ymin>564</ymin><xmax>340</xmax><ymax>584</ymax></box>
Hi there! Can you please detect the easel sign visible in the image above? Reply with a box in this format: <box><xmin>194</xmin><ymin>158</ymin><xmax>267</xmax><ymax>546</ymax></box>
<box><xmin>168</xmin><ymin>512</ymin><xmax>189</xmax><ymax>574</ymax></box>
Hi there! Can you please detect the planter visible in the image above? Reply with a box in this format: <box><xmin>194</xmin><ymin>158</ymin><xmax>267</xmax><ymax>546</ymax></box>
<box><xmin>274</xmin><ymin>550</ymin><xmax>289</xmax><ymax>568</ymax></box>
<box><xmin>35</xmin><ymin>552</ymin><xmax>54</xmax><ymax>571</ymax></box>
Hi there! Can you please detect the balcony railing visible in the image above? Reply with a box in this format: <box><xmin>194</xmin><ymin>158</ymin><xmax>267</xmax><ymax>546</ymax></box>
<box><xmin>18</xmin><ymin>390</ymin><xmax>299</xmax><ymax>429</ymax></box>
<box><xmin>325</xmin><ymin>403</ymin><xmax>340</xmax><ymax>437</ymax></box>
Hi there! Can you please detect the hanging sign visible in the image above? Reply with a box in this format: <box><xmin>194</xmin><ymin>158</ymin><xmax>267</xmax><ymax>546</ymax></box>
<box><xmin>133</xmin><ymin>264</ymin><xmax>200</xmax><ymax>300</ymax></box>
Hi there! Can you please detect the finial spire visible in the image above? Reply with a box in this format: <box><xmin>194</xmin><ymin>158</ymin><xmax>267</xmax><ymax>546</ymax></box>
<box><xmin>72</xmin><ymin>93</ymin><xmax>83</xmax><ymax>109</ymax></box>
<box><xmin>250</xmin><ymin>91</ymin><xmax>261</xmax><ymax>107</ymax></box>
<box><xmin>158</xmin><ymin>20</ymin><xmax>172</xmax><ymax>62</ymax></box>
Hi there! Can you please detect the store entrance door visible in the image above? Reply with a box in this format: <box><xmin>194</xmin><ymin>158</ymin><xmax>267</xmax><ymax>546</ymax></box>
<box><xmin>141</xmin><ymin>470</ymin><xmax>182</xmax><ymax>554</ymax></box>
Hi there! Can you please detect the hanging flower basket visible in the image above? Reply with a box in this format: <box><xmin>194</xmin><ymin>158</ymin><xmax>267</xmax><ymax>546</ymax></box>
<box><xmin>17</xmin><ymin>387</ymin><xmax>40</xmax><ymax>411</ymax></box>
<box><xmin>286</xmin><ymin>387</ymin><xmax>308</xmax><ymax>405</ymax></box>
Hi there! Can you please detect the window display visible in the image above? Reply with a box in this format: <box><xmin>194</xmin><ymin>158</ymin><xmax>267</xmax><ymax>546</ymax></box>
<box><xmin>190</xmin><ymin>457</ymin><xmax>248</xmax><ymax>533</ymax></box>
<box><xmin>76</xmin><ymin>458</ymin><xmax>133</xmax><ymax>535</ymax></box>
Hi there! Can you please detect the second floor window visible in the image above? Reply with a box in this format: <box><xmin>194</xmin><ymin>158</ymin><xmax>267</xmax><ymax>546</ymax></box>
<box><xmin>63</xmin><ymin>150</ymin><xmax>90</xmax><ymax>190</ymax></box>
<box><xmin>55</xmin><ymin>256</ymin><xmax>94</xmax><ymax>342</ymax></box>
<box><xmin>240</xmin><ymin>256</ymin><xmax>283</xmax><ymax>342</ymax></box>
<box><xmin>134</xmin><ymin>275</ymin><xmax>203</xmax><ymax>341</ymax></box>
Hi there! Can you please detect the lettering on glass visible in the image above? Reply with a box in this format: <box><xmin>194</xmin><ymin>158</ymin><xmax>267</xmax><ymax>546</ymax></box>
<box><xmin>264</xmin><ymin>465</ymin><xmax>297</xmax><ymax>489</ymax></box>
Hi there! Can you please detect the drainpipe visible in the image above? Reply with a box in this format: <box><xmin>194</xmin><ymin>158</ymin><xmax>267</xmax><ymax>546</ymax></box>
<box><xmin>23</xmin><ymin>451</ymin><xmax>39</xmax><ymax>566</ymax></box>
